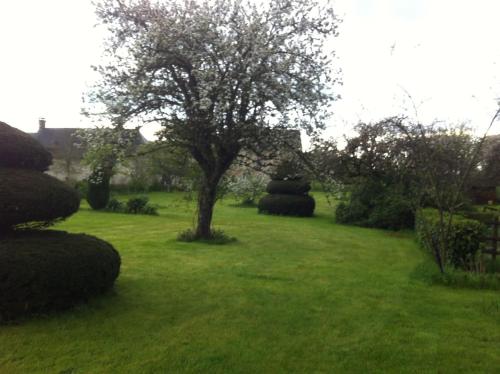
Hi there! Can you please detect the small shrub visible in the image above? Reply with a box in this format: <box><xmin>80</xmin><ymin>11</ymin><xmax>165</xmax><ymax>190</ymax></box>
<box><xmin>106</xmin><ymin>198</ymin><xmax>125</xmax><ymax>212</ymax></box>
<box><xmin>103</xmin><ymin>196</ymin><xmax>158</xmax><ymax>215</ymax></box>
<box><xmin>0</xmin><ymin>230</ymin><xmax>120</xmax><ymax>322</ymax></box>
<box><xmin>258</xmin><ymin>194</ymin><xmax>315</xmax><ymax>217</ymax></box>
<box><xmin>415</xmin><ymin>208</ymin><xmax>487</xmax><ymax>271</ymax></box>
<box><xmin>177</xmin><ymin>228</ymin><xmax>236</xmax><ymax>244</ymax></box>
<box><xmin>126</xmin><ymin>196</ymin><xmax>149</xmax><ymax>213</ymax></box>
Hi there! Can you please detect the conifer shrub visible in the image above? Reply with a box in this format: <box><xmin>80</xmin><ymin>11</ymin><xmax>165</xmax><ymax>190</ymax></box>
<box><xmin>87</xmin><ymin>178</ymin><xmax>111</xmax><ymax>210</ymax></box>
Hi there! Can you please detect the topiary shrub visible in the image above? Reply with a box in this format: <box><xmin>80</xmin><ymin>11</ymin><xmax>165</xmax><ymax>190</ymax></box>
<box><xmin>0</xmin><ymin>121</ymin><xmax>52</xmax><ymax>171</ymax></box>
<box><xmin>0</xmin><ymin>230</ymin><xmax>120</xmax><ymax>322</ymax></box>
<box><xmin>0</xmin><ymin>168</ymin><xmax>80</xmax><ymax>230</ymax></box>
<box><xmin>87</xmin><ymin>179</ymin><xmax>110</xmax><ymax>210</ymax></box>
<box><xmin>415</xmin><ymin>208</ymin><xmax>486</xmax><ymax>271</ymax></box>
<box><xmin>0</xmin><ymin>122</ymin><xmax>121</xmax><ymax>322</ymax></box>
<box><xmin>258</xmin><ymin>194</ymin><xmax>315</xmax><ymax>217</ymax></box>
<box><xmin>266</xmin><ymin>179</ymin><xmax>311</xmax><ymax>195</ymax></box>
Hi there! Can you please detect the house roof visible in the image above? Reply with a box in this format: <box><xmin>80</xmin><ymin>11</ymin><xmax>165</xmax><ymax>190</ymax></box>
<box><xmin>30</xmin><ymin>127</ymin><xmax>148</xmax><ymax>160</ymax></box>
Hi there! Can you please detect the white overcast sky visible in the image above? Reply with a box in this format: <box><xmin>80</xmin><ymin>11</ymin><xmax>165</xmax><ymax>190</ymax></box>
<box><xmin>0</xmin><ymin>0</ymin><xmax>499</xmax><ymax>140</ymax></box>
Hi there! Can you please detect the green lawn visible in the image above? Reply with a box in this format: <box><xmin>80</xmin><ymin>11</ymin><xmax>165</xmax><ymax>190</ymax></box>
<box><xmin>1</xmin><ymin>192</ymin><xmax>499</xmax><ymax>373</ymax></box>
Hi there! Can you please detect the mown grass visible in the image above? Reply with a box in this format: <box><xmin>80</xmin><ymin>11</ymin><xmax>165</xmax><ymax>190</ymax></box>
<box><xmin>1</xmin><ymin>192</ymin><xmax>499</xmax><ymax>373</ymax></box>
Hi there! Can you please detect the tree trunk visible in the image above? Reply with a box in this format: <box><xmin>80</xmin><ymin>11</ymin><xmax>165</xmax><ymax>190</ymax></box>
<box><xmin>195</xmin><ymin>177</ymin><xmax>219</xmax><ymax>239</ymax></box>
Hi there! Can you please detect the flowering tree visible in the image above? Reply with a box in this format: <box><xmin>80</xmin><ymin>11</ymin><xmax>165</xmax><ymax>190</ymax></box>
<box><xmin>92</xmin><ymin>0</ymin><xmax>339</xmax><ymax>238</ymax></box>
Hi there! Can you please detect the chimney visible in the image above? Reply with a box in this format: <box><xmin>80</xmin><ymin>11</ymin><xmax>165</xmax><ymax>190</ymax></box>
<box><xmin>39</xmin><ymin>117</ymin><xmax>46</xmax><ymax>131</ymax></box>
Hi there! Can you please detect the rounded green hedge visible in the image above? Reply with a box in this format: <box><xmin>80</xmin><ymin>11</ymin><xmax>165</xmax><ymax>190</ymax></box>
<box><xmin>258</xmin><ymin>194</ymin><xmax>315</xmax><ymax>217</ymax></box>
<box><xmin>0</xmin><ymin>121</ymin><xmax>52</xmax><ymax>171</ymax></box>
<box><xmin>0</xmin><ymin>231</ymin><xmax>121</xmax><ymax>322</ymax></box>
<box><xmin>0</xmin><ymin>168</ymin><xmax>80</xmax><ymax>230</ymax></box>
<box><xmin>266</xmin><ymin>179</ymin><xmax>311</xmax><ymax>195</ymax></box>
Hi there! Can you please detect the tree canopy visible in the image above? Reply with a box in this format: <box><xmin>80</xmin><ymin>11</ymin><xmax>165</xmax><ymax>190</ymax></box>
<box><xmin>92</xmin><ymin>0</ymin><xmax>340</xmax><ymax>238</ymax></box>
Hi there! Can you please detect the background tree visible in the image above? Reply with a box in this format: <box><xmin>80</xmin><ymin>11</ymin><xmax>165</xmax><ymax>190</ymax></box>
<box><xmin>92</xmin><ymin>0</ymin><xmax>339</xmax><ymax>239</ymax></box>
<box><xmin>76</xmin><ymin>125</ymin><xmax>141</xmax><ymax>209</ymax></box>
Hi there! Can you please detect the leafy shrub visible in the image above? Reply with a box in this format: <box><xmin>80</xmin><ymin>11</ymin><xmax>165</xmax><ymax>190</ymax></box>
<box><xmin>0</xmin><ymin>121</ymin><xmax>52</xmax><ymax>172</ymax></box>
<box><xmin>415</xmin><ymin>208</ymin><xmax>487</xmax><ymax>271</ymax></box>
<box><xmin>228</xmin><ymin>172</ymin><xmax>268</xmax><ymax>205</ymax></box>
<box><xmin>258</xmin><ymin>194</ymin><xmax>315</xmax><ymax>217</ymax></box>
<box><xmin>177</xmin><ymin>228</ymin><xmax>236</xmax><ymax>244</ymax></box>
<box><xmin>106</xmin><ymin>198</ymin><xmax>125</xmax><ymax>212</ymax></box>
<box><xmin>126</xmin><ymin>196</ymin><xmax>149</xmax><ymax>213</ymax></box>
<box><xmin>368</xmin><ymin>194</ymin><xmax>414</xmax><ymax>230</ymax></box>
<box><xmin>266</xmin><ymin>179</ymin><xmax>311</xmax><ymax>195</ymax></box>
<box><xmin>335</xmin><ymin>199</ymin><xmax>369</xmax><ymax>225</ymax></box>
<box><xmin>0</xmin><ymin>230</ymin><xmax>120</xmax><ymax>322</ymax></box>
<box><xmin>0</xmin><ymin>168</ymin><xmax>80</xmax><ymax>231</ymax></box>
<box><xmin>335</xmin><ymin>182</ymin><xmax>415</xmax><ymax>230</ymax></box>
<box><xmin>103</xmin><ymin>196</ymin><xmax>158</xmax><ymax>215</ymax></box>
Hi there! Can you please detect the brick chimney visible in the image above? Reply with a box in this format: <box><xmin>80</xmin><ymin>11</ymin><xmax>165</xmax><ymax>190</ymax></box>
<box><xmin>39</xmin><ymin>117</ymin><xmax>46</xmax><ymax>131</ymax></box>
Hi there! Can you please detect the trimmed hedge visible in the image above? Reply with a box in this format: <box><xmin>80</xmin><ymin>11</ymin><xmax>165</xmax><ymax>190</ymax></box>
<box><xmin>0</xmin><ymin>121</ymin><xmax>52</xmax><ymax>172</ymax></box>
<box><xmin>0</xmin><ymin>230</ymin><xmax>120</xmax><ymax>322</ymax></box>
<box><xmin>415</xmin><ymin>208</ymin><xmax>486</xmax><ymax>270</ymax></box>
<box><xmin>258</xmin><ymin>194</ymin><xmax>315</xmax><ymax>217</ymax></box>
<box><xmin>266</xmin><ymin>179</ymin><xmax>311</xmax><ymax>195</ymax></box>
<box><xmin>0</xmin><ymin>168</ymin><xmax>80</xmax><ymax>230</ymax></box>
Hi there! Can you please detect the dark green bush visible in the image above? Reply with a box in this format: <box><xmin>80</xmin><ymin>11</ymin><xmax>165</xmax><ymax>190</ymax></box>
<box><xmin>87</xmin><ymin>178</ymin><xmax>110</xmax><ymax>210</ymax></box>
<box><xmin>368</xmin><ymin>194</ymin><xmax>414</xmax><ymax>230</ymax></box>
<box><xmin>103</xmin><ymin>197</ymin><xmax>158</xmax><ymax>215</ymax></box>
<box><xmin>415</xmin><ymin>209</ymin><xmax>486</xmax><ymax>270</ymax></box>
<box><xmin>126</xmin><ymin>196</ymin><xmax>149</xmax><ymax>213</ymax></box>
<box><xmin>106</xmin><ymin>198</ymin><xmax>125</xmax><ymax>212</ymax></box>
<box><xmin>0</xmin><ymin>168</ymin><xmax>80</xmax><ymax>230</ymax></box>
<box><xmin>0</xmin><ymin>230</ymin><xmax>120</xmax><ymax>322</ymax></box>
<box><xmin>258</xmin><ymin>194</ymin><xmax>315</xmax><ymax>217</ymax></box>
<box><xmin>266</xmin><ymin>179</ymin><xmax>311</xmax><ymax>195</ymax></box>
<box><xmin>0</xmin><ymin>121</ymin><xmax>52</xmax><ymax>172</ymax></box>
<box><xmin>335</xmin><ymin>199</ymin><xmax>370</xmax><ymax>225</ymax></box>
<box><xmin>335</xmin><ymin>182</ymin><xmax>415</xmax><ymax>230</ymax></box>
